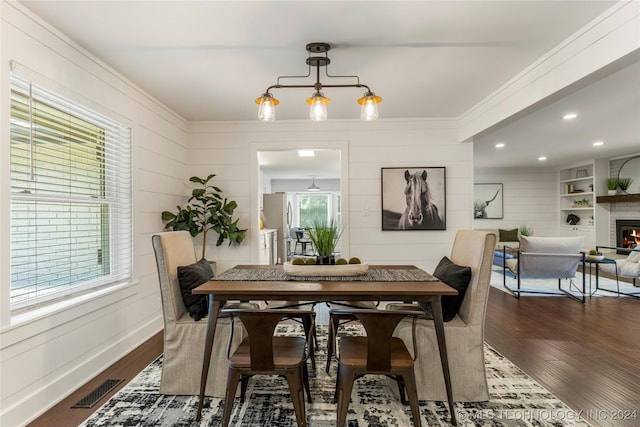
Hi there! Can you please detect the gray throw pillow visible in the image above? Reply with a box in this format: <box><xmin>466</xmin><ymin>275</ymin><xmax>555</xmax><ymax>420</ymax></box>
<box><xmin>177</xmin><ymin>258</ymin><xmax>213</xmax><ymax>321</ymax></box>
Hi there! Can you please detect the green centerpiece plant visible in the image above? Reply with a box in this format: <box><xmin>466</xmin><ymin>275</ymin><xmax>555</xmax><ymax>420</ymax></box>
<box><xmin>161</xmin><ymin>174</ymin><xmax>247</xmax><ymax>259</ymax></box>
<box><xmin>307</xmin><ymin>218</ymin><xmax>342</xmax><ymax>265</ymax></box>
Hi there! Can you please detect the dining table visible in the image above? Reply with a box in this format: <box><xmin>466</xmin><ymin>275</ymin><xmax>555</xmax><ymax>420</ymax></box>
<box><xmin>193</xmin><ymin>264</ymin><xmax>459</xmax><ymax>425</ymax></box>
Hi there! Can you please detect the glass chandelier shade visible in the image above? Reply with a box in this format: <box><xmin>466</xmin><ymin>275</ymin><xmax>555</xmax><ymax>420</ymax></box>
<box><xmin>306</xmin><ymin>92</ymin><xmax>330</xmax><ymax>122</ymax></box>
<box><xmin>357</xmin><ymin>92</ymin><xmax>382</xmax><ymax>121</ymax></box>
<box><xmin>255</xmin><ymin>93</ymin><xmax>279</xmax><ymax>121</ymax></box>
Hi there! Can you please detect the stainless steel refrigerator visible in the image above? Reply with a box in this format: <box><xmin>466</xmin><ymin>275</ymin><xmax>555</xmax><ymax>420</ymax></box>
<box><xmin>262</xmin><ymin>193</ymin><xmax>291</xmax><ymax>263</ymax></box>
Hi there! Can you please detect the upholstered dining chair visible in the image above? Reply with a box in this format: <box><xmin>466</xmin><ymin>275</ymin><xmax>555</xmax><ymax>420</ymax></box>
<box><xmin>389</xmin><ymin>229</ymin><xmax>496</xmax><ymax>401</ymax></box>
<box><xmin>220</xmin><ymin>309</ymin><xmax>316</xmax><ymax>427</ymax></box>
<box><xmin>152</xmin><ymin>231</ymin><xmax>255</xmax><ymax>397</ymax></box>
<box><xmin>332</xmin><ymin>308</ymin><xmax>425</xmax><ymax>427</ymax></box>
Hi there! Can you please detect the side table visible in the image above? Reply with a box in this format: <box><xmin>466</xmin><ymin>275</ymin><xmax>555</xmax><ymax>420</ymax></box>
<box><xmin>586</xmin><ymin>258</ymin><xmax>619</xmax><ymax>297</ymax></box>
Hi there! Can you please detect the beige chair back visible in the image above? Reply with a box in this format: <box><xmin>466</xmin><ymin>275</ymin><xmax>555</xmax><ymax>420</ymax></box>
<box><xmin>152</xmin><ymin>231</ymin><xmax>198</xmax><ymax>324</ymax></box>
<box><xmin>451</xmin><ymin>230</ymin><xmax>496</xmax><ymax>326</ymax></box>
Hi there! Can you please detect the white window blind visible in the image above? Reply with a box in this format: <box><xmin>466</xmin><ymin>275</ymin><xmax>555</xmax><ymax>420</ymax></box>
<box><xmin>9</xmin><ymin>74</ymin><xmax>132</xmax><ymax>309</ymax></box>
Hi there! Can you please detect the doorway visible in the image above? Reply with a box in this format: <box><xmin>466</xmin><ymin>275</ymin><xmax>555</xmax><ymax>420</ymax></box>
<box><xmin>250</xmin><ymin>142</ymin><xmax>349</xmax><ymax>265</ymax></box>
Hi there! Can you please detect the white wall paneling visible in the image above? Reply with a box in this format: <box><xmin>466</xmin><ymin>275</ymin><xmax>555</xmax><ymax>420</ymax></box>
<box><xmin>473</xmin><ymin>167</ymin><xmax>558</xmax><ymax>236</ymax></box>
<box><xmin>0</xmin><ymin>2</ymin><xmax>186</xmax><ymax>425</ymax></box>
<box><xmin>188</xmin><ymin>119</ymin><xmax>471</xmax><ymax>274</ymax></box>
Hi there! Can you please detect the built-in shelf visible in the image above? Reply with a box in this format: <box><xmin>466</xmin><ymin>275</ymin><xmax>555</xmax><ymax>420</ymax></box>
<box><xmin>596</xmin><ymin>194</ymin><xmax>640</xmax><ymax>203</ymax></box>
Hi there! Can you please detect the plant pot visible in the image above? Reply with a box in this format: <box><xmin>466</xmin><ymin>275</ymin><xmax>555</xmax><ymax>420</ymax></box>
<box><xmin>316</xmin><ymin>255</ymin><xmax>335</xmax><ymax>265</ymax></box>
<box><xmin>608</xmin><ymin>189</ymin><xmax>617</xmax><ymax>196</ymax></box>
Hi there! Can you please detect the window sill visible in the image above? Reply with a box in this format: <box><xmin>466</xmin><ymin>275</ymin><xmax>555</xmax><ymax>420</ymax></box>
<box><xmin>2</xmin><ymin>280</ymin><xmax>138</xmax><ymax>341</ymax></box>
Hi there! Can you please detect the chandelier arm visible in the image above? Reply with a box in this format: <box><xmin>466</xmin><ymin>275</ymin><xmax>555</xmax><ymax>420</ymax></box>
<box><xmin>275</xmin><ymin>65</ymin><xmax>312</xmax><ymax>86</ymax></box>
<box><xmin>266</xmin><ymin>83</ymin><xmax>371</xmax><ymax>92</ymax></box>
<box><xmin>325</xmin><ymin>64</ymin><xmax>361</xmax><ymax>86</ymax></box>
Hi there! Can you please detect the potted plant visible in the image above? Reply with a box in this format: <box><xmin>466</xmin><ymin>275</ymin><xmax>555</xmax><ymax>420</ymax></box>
<box><xmin>161</xmin><ymin>174</ymin><xmax>247</xmax><ymax>259</ymax></box>
<box><xmin>606</xmin><ymin>178</ymin><xmax>618</xmax><ymax>195</ymax></box>
<box><xmin>617</xmin><ymin>177</ymin><xmax>633</xmax><ymax>194</ymax></box>
<box><xmin>519</xmin><ymin>225</ymin><xmax>533</xmax><ymax>237</ymax></box>
<box><xmin>307</xmin><ymin>218</ymin><xmax>342</xmax><ymax>265</ymax></box>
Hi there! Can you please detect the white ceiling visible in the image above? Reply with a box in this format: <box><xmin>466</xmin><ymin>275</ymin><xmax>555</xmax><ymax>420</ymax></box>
<box><xmin>19</xmin><ymin>0</ymin><xmax>639</xmax><ymax>175</ymax></box>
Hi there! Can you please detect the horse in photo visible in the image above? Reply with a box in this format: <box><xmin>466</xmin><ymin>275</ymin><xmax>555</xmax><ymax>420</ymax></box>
<box><xmin>399</xmin><ymin>170</ymin><xmax>443</xmax><ymax>229</ymax></box>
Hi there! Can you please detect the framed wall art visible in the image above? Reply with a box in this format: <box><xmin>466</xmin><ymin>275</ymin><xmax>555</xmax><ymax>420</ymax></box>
<box><xmin>381</xmin><ymin>167</ymin><xmax>446</xmax><ymax>230</ymax></box>
<box><xmin>474</xmin><ymin>183</ymin><xmax>503</xmax><ymax>219</ymax></box>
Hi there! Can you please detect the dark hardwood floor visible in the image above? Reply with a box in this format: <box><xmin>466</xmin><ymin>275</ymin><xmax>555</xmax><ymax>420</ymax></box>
<box><xmin>27</xmin><ymin>331</ymin><xmax>164</xmax><ymax>427</ymax></box>
<box><xmin>29</xmin><ymin>288</ymin><xmax>639</xmax><ymax>427</ymax></box>
<box><xmin>485</xmin><ymin>288</ymin><xmax>640</xmax><ymax>427</ymax></box>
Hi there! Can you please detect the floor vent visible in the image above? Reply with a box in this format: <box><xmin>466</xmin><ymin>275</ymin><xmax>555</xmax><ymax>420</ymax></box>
<box><xmin>72</xmin><ymin>379</ymin><xmax>124</xmax><ymax>408</ymax></box>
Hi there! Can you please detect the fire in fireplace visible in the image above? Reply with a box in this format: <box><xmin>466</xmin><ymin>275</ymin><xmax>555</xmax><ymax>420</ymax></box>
<box><xmin>616</xmin><ymin>220</ymin><xmax>640</xmax><ymax>253</ymax></box>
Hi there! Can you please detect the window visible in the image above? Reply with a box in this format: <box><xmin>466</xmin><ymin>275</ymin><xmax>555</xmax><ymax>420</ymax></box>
<box><xmin>293</xmin><ymin>192</ymin><xmax>341</xmax><ymax>228</ymax></box>
<box><xmin>9</xmin><ymin>75</ymin><xmax>132</xmax><ymax>310</ymax></box>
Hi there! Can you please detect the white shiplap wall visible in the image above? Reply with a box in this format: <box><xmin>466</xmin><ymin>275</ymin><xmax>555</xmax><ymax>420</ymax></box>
<box><xmin>473</xmin><ymin>167</ymin><xmax>559</xmax><ymax>236</ymax></box>
<box><xmin>187</xmin><ymin>119</ymin><xmax>474</xmax><ymax>274</ymax></box>
<box><xmin>0</xmin><ymin>3</ymin><xmax>185</xmax><ymax>425</ymax></box>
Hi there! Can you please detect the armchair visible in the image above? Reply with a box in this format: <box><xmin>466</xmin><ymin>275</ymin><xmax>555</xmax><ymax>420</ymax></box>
<box><xmin>595</xmin><ymin>245</ymin><xmax>640</xmax><ymax>296</ymax></box>
<box><xmin>503</xmin><ymin>236</ymin><xmax>586</xmax><ymax>302</ymax></box>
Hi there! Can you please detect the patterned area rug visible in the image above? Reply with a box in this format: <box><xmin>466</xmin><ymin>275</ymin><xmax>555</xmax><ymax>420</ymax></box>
<box><xmin>81</xmin><ymin>325</ymin><xmax>590</xmax><ymax>427</ymax></box>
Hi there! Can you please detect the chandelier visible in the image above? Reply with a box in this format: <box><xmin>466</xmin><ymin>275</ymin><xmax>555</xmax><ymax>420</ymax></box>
<box><xmin>307</xmin><ymin>177</ymin><xmax>320</xmax><ymax>192</ymax></box>
<box><xmin>255</xmin><ymin>42</ymin><xmax>382</xmax><ymax>122</ymax></box>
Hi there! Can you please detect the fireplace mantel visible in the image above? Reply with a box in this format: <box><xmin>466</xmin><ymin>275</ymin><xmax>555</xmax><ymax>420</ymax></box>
<box><xmin>596</xmin><ymin>194</ymin><xmax>640</xmax><ymax>203</ymax></box>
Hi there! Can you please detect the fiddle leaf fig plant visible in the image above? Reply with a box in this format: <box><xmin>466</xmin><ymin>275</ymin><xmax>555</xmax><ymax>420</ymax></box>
<box><xmin>161</xmin><ymin>174</ymin><xmax>247</xmax><ymax>259</ymax></box>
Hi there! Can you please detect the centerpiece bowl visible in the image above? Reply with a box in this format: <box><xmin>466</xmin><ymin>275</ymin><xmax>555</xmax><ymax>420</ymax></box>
<box><xmin>283</xmin><ymin>261</ymin><xmax>369</xmax><ymax>277</ymax></box>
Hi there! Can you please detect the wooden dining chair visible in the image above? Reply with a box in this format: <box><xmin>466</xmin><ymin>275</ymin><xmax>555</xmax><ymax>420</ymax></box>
<box><xmin>325</xmin><ymin>301</ymin><xmax>377</xmax><ymax>373</ymax></box>
<box><xmin>331</xmin><ymin>308</ymin><xmax>424</xmax><ymax>427</ymax></box>
<box><xmin>220</xmin><ymin>309</ymin><xmax>316</xmax><ymax>427</ymax></box>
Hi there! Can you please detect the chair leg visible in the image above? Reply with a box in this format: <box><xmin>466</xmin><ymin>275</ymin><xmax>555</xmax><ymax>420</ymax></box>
<box><xmin>326</xmin><ymin>315</ymin><xmax>337</xmax><ymax>373</ymax></box>
<box><xmin>222</xmin><ymin>368</ymin><xmax>241</xmax><ymax>427</ymax></box>
<box><xmin>401</xmin><ymin>369</ymin><xmax>423</xmax><ymax>427</ymax></box>
<box><xmin>285</xmin><ymin>367</ymin><xmax>307</xmax><ymax>427</ymax></box>
<box><xmin>336</xmin><ymin>364</ymin><xmax>357</xmax><ymax>427</ymax></box>
<box><xmin>302</xmin><ymin>316</ymin><xmax>316</xmax><ymax>369</ymax></box>
<box><xmin>302</xmin><ymin>361</ymin><xmax>312</xmax><ymax>403</ymax></box>
<box><xmin>394</xmin><ymin>375</ymin><xmax>408</xmax><ymax>405</ymax></box>
<box><xmin>239</xmin><ymin>374</ymin><xmax>250</xmax><ymax>402</ymax></box>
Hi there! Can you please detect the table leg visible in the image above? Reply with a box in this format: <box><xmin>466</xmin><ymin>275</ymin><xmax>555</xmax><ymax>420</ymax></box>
<box><xmin>431</xmin><ymin>297</ymin><xmax>458</xmax><ymax>426</ymax></box>
<box><xmin>196</xmin><ymin>296</ymin><xmax>222</xmax><ymax>421</ymax></box>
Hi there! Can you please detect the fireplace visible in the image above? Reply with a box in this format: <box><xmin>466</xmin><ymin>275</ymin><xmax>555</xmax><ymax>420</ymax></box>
<box><xmin>616</xmin><ymin>220</ymin><xmax>640</xmax><ymax>253</ymax></box>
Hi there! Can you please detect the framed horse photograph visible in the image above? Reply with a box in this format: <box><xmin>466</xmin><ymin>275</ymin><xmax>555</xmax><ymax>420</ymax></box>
<box><xmin>473</xmin><ymin>183</ymin><xmax>503</xmax><ymax>219</ymax></box>
<box><xmin>381</xmin><ymin>167</ymin><xmax>446</xmax><ymax>230</ymax></box>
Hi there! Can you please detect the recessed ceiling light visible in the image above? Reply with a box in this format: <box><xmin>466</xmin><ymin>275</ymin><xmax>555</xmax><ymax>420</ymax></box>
<box><xmin>562</xmin><ymin>113</ymin><xmax>578</xmax><ymax>120</ymax></box>
<box><xmin>538</xmin><ymin>156</ymin><xmax>547</xmax><ymax>161</ymax></box>
<box><xmin>593</xmin><ymin>141</ymin><xmax>604</xmax><ymax>146</ymax></box>
<box><xmin>297</xmin><ymin>149</ymin><xmax>315</xmax><ymax>157</ymax></box>
<box><xmin>495</xmin><ymin>143</ymin><xmax>505</xmax><ymax>148</ymax></box>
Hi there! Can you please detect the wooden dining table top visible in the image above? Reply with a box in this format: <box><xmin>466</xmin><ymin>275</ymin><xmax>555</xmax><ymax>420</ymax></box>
<box><xmin>193</xmin><ymin>264</ymin><xmax>457</xmax><ymax>300</ymax></box>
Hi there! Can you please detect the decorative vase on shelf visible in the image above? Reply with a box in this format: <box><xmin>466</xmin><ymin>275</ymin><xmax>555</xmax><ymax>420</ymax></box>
<box><xmin>608</xmin><ymin>189</ymin><xmax>617</xmax><ymax>196</ymax></box>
